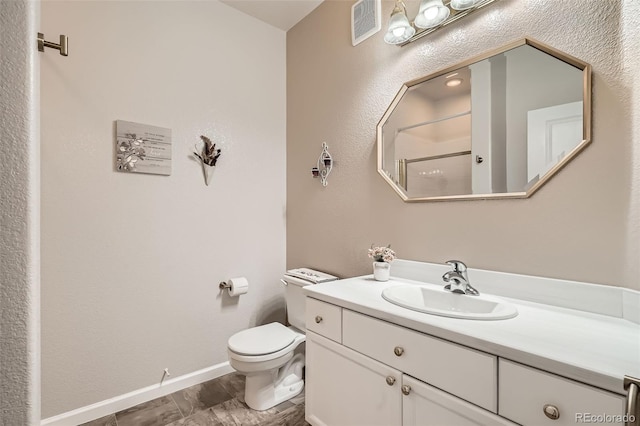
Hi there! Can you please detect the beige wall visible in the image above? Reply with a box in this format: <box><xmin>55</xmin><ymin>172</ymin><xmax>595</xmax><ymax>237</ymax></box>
<box><xmin>287</xmin><ymin>0</ymin><xmax>640</xmax><ymax>290</ymax></box>
<box><xmin>41</xmin><ymin>1</ymin><xmax>286</xmax><ymax>417</ymax></box>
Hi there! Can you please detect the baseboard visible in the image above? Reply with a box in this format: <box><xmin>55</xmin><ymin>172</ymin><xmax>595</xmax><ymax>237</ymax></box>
<box><xmin>41</xmin><ymin>361</ymin><xmax>235</xmax><ymax>426</ymax></box>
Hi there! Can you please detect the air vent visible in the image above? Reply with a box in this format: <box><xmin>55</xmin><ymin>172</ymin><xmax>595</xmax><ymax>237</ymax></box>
<box><xmin>351</xmin><ymin>0</ymin><xmax>381</xmax><ymax>46</ymax></box>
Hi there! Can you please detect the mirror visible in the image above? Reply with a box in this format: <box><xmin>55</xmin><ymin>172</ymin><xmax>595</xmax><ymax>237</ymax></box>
<box><xmin>377</xmin><ymin>38</ymin><xmax>591</xmax><ymax>202</ymax></box>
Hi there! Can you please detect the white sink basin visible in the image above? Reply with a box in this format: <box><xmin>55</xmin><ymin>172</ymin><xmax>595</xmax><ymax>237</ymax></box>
<box><xmin>381</xmin><ymin>285</ymin><xmax>518</xmax><ymax>320</ymax></box>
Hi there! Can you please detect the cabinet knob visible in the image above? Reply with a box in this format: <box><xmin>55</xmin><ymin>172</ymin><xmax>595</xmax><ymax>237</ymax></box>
<box><xmin>394</xmin><ymin>346</ymin><xmax>404</xmax><ymax>357</ymax></box>
<box><xmin>315</xmin><ymin>316</ymin><xmax>323</xmax><ymax>324</ymax></box>
<box><xmin>543</xmin><ymin>404</ymin><xmax>560</xmax><ymax>420</ymax></box>
<box><xmin>401</xmin><ymin>385</ymin><xmax>411</xmax><ymax>395</ymax></box>
<box><xmin>386</xmin><ymin>376</ymin><xmax>396</xmax><ymax>386</ymax></box>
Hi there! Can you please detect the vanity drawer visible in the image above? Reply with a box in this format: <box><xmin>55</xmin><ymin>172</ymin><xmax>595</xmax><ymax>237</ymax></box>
<box><xmin>342</xmin><ymin>310</ymin><xmax>497</xmax><ymax>412</ymax></box>
<box><xmin>306</xmin><ymin>298</ymin><xmax>342</xmax><ymax>343</ymax></box>
<box><xmin>498</xmin><ymin>359</ymin><xmax>625</xmax><ymax>425</ymax></box>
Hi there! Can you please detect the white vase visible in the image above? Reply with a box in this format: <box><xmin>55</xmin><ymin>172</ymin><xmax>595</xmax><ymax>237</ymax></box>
<box><xmin>373</xmin><ymin>261</ymin><xmax>391</xmax><ymax>282</ymax></box>
<box><xmin>201</xmin><ymin>162</ymin><xmax>216</xmax><ymax>186</ymax></box>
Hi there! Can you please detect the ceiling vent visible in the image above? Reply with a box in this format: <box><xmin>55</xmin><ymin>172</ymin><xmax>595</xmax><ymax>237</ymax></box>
<box><xmin>351</xmin><ymin>0</ymin><xmax>381</xmax><ymax>46</ymax></box>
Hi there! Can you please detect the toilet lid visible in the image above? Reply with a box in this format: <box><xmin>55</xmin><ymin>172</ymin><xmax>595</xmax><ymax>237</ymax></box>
<box><xmin>228</xmin><ymin>322</ymin><xmax>296</xmax><ymax>356</ymax></box>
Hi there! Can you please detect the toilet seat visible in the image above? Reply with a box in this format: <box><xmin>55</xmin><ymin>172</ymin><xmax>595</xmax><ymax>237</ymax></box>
<box><xmin>228</xmin><ymin>323</ymin><xmax>305</xmax><ymax>364</ymax></box>
<box><xmin>228</xmin><ymin>323</ymin><xmax>296</xmax><ymax>356</ymax></box>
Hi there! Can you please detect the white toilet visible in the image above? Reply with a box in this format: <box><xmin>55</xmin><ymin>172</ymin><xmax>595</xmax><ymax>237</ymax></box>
<box><xmin>227</xmin><ymin>268</ymin><xmax>337</xmax><ymax>411</ymax></box>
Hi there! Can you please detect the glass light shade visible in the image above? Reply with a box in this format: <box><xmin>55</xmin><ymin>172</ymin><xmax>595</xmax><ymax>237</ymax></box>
<box><xmin>414</xmin><ymin>0</ymin><xmax>450</xmax><ymax>29</ymax></box>
<box><xmin>383</xmin><ymin>6</ymin><xmax>416</xmax><ymax>45</ymax></box>
<box><xmin>450</xmin><ymin>0</ymin><xmax>480</xmax><ymax>10</ymax></box>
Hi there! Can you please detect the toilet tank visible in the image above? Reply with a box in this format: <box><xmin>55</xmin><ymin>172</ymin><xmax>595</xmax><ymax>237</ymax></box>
<box><xmin>283</xmin><ymin>269</ymin><xmax>338</xmax><ymax>331</ymax></box>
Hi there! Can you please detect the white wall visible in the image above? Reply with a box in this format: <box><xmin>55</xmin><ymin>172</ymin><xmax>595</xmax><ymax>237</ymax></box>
<box><xmin>0</xmin><ymin>1</ymin><xmax>41</xmax><ymax>425</ymax></box>
<box><xmin>505</xmin><ymin>45</ymin><xmax>583</xmax><ymax>191</ymax></box>
<box><xmin>40</xmin><ymin>1</ymin><xmax>286</xmax><ymax>418</ymax></box>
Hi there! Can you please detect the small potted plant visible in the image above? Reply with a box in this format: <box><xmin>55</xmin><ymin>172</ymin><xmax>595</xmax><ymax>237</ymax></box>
<box><xmin>368</xmin><ymin>245</ymin><xmax>396</xmax><ymax>282</ymax></box>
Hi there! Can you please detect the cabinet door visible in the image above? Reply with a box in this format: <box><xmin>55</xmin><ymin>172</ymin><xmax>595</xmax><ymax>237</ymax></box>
<box><xmin>306</xmin><ymin>331</ymin><xmax>402</xmax><ymax>426</ymax></box>
<box><xmin>402</xmin><ymin>375</ymin><xmax>516</xmax><ymax>426</ymax></box>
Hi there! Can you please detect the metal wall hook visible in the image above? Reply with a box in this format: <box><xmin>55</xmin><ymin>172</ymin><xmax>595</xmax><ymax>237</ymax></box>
<box><xmin>38</xmin><ymin>32</ymin><xmax>68</xmax><ymax>56</ymax></box>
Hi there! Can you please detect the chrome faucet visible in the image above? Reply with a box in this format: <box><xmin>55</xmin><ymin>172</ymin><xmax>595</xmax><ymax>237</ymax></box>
<box><xmin>443</xmin><ymin>260</ymin><xmax>479</xmax><ymax>296</ymax></box>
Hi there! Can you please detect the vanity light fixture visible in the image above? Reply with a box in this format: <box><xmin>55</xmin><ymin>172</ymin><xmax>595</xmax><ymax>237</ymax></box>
<box><xmin>383</xmin><ymin>0</ymin><xmax>497</xmax><ymax>46</ymax></box>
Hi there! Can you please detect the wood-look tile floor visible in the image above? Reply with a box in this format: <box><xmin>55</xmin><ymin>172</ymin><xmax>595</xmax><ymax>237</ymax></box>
<box><xmin>80</xmin><ymin>372</ymin><xmax>309</xmax><ymax>426</ymax></box>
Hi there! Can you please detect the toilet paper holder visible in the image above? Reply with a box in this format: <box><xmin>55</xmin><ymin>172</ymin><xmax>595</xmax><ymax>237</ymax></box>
<box><xmin>219</xmin><ymin>281</ymin><xmax>231</xmax><ymax>290</ymax></box>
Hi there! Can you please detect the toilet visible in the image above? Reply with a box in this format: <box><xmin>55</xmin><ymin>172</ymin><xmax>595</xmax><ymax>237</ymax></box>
<box><xmin>227</xmin><ymin>268</ymin><xmax>338</xmax><ymax>411</ymax></box>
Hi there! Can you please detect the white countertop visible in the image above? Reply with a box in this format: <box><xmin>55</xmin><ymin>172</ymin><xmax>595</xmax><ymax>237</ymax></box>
<box><xmin>304</xmin><ymin>275</ymin><xmax>640</xmax><ymax>395</ymax></box>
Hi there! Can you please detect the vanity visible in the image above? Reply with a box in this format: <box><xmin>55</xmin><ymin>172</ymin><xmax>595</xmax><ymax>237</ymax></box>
<box><xmin>302</xmin><ymin>260</ymin><xmax>640</xmax><ymax>426</ymax></box>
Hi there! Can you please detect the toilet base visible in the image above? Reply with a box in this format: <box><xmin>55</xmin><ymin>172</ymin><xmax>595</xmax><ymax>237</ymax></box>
<box><xmin>244</xmin><ymin>353</ymin><xmax>305</xmax><ymax>411</ymax></box>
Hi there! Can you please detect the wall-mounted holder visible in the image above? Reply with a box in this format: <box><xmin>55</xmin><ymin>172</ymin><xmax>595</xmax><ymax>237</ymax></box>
<box><xmin>311</xmin><ymin>142</ymin><xmax>333</xmax><ymax>187</ymax></box>
<box><xmin>37</xmin><ymin>32</ymin><xmax>68</xmax><ymax>56</ymax></box>
<box><xmin>193</xmin><ymin>135</ymin><xmax>221</xmax><ymax>186</ymax></box>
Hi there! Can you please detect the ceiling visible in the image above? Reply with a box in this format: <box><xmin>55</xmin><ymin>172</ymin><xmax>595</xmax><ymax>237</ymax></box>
<box><xmin>221</xmin><ymin>0</ymin><xmax>324</xmax><ymax>31</ymax></box>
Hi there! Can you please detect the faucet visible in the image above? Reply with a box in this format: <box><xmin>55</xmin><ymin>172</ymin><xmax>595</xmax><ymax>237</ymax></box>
<box><xmin>443</xmin><ymin>260</ymin><xmax>479</xmax><ymax>296</ymax></box>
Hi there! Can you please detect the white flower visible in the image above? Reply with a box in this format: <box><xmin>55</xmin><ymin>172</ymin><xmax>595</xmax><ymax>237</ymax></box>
<box><xmin>368</xmin><ymin>245</ymin><xmax>396</xmax><ymax>263</ymax></box>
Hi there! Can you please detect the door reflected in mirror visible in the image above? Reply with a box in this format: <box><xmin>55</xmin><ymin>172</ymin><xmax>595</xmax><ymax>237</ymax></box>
<box><xmin>377</xmin><ymin>38</ymin><xmax>591</xmax><ymax>202</ymax></box>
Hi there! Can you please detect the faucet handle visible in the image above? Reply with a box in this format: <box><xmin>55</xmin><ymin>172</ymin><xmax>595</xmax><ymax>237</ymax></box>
<box><xmin>446</xmin><ymin>260</ymin><xmax>467</xmax><ymax>272</ymax></box>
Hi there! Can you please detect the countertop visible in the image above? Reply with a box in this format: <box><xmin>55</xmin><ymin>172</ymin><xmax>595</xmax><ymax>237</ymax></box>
<box><xmin>303</xmin><ymin>275</ymin><xmax>640</xmax><ymax>395</ymax></box>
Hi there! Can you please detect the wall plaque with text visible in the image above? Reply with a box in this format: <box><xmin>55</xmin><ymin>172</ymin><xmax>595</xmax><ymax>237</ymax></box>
<box><xmin>116</xmin><ymin>120</ymin><xmax>171</xmax><ymax>176</ymax></box>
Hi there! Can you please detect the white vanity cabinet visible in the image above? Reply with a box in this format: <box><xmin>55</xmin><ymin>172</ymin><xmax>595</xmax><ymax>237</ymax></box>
<box><xmin>305</xmin><ymin>298</ymin><xmax>514</xmax><ymax>426</ymax></box>
<box><xmin>306</xmin><ymin>331</ymin><xmax>513</xmax><ymax>426</ymax></box>
<box><xmin>305</xmin><ymin>297</ymin><xmax>627</xmax><ymax>426</ymax></box>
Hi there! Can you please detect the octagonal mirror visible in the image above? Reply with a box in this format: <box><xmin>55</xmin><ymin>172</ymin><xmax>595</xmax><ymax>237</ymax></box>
<box><xmin>377</xmin><ymin>38</ymin><xmax>591</xmax><ymax>202</ymax></box>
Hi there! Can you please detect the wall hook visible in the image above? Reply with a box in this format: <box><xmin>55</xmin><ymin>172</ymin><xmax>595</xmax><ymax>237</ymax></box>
<box><xmin>311</xmin><ymin>142</ymin><xmax>333</xmax><ymax>187</ymax></box>
<box><xmin>37</xmin><ymin>32</ymin><xmax>68</xmax><ymax>56</ymax></box>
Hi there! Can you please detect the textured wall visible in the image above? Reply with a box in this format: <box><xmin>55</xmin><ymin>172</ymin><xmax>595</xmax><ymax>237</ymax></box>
<box><xmin>40</xmin><ymin>1</ymin><xmax>286</xmax><ymax>417</ymax></box>
<box><xmin>623</xmin><ymin>0</ymin><xmax>640</xmax><ymax>291</ymax></box>
<box><xmin>287</xmin><ymin>0</ymin><xmax>639</xmax><ymax>290</ymax></box>
<box><xmin>0</xmin><ymin>0</ymin><xmax>41</xmax><ymax>424</ymax></box>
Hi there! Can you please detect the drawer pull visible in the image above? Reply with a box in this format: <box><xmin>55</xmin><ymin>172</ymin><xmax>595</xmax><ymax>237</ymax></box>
<box><xmin>401</xmin><ymin>384</ymin><xmax>411</xmax><ymax>395</ymax></box>
<box><xmin>386</xmin><ymin>376</ymin><xmax>396</xmax><ymax>386</ymax></box>
<box><xmin>394</xmin><ymin>346</ymin><xmax>404</xmax><ymax>357</ymax></box>
<box><xmin>315</xmin><ymin>316</ymin><xmax>323</xmax><ymax>324</ymax></box>
<box><xmin>543</xmin><ymin>404</ymin><xmax>560</xmax><ymax>420</ymax></box>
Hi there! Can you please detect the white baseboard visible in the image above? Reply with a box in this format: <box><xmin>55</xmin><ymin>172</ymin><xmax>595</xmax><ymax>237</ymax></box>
<box><xmin>41</xmin><ymin>361</ymin><xmax>235</xmax><ymax>426</ymax></box>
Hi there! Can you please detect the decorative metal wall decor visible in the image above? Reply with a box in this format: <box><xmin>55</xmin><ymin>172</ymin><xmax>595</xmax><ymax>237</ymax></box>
<box><xmin>311</xmin><ymin>142</ymin><xmax>333</xmax><ymax>187</ymax></box>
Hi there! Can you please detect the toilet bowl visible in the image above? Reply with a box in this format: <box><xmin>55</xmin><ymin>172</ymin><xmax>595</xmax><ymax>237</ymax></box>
<box><xmin>228</xmin><ymin>322</ymin><xmax>306</xmax><ymax>410</ymax></box>
<box><xmin>226</xmin><ymin>268</ymin><xmax>338</xmax><ymax>411</ymax></box>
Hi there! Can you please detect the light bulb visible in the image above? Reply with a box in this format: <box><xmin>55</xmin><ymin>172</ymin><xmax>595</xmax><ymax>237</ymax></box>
<box><xmin>393</xmin><ymin>27</ymin><xmax>406</xmax><ymax>37</ymax></box>
<box><xmin>423</xmin><ymin>6</ymin><xmax>439</xmax><ymax>20</ymax></box>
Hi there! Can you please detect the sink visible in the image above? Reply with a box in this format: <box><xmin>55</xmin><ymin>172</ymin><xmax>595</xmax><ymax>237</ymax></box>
<box><xmin>381</xmin><ymin>285</ymin><xmax>518</xmax><ymax>320</ymax></box>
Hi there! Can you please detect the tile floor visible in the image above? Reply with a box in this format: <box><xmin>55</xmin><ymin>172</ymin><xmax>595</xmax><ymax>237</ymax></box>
<box><xmin>80</xmin><ymin>372</ymin><xmax>309</xmax><ymax>426</ymax></box>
